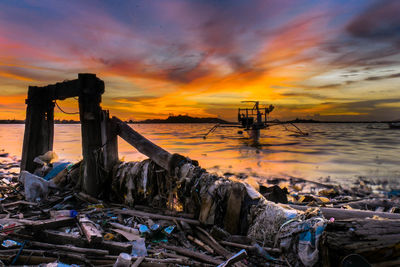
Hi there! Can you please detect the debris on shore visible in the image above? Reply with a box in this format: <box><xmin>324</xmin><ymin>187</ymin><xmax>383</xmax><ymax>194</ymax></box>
<box><xmin>0</xmin><ymin>151</ymin><xmax>399</xmax><ymax>266</ymax></box>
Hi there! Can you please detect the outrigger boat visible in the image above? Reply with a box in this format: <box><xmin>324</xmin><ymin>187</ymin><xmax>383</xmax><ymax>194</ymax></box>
<box><xmin>203</xmin><ymin>101</ymin><xmax>307</xmax><ymax>140</ymax></box>
<box><xmin>237</xmin><ymin>101</ymin><xmax>274</xmax><ymax>139</ymax></box>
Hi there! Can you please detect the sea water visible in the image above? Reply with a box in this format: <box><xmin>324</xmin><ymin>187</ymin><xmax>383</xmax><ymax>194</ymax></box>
<box><xmin>1</xmin><ymin>123</ymin><xmax>399</xmax><ymax>185</ymax></box>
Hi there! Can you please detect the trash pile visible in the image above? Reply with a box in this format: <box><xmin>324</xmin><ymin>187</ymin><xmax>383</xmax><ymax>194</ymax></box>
<box><xmin>0</xmin><ymin>150</ymin><xmax>399</xmax><ymax>266</ymax></box>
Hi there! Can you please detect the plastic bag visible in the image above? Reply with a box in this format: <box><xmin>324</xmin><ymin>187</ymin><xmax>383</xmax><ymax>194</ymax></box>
<box><xmin>19</xmin><ymin>171</ymin><xmax>52</xmax><ymax>202</ymax></box>
<box><xmin>131</xmin><ymin>238</ymin><xmax>147</xmax><ymax>257</ymax></box>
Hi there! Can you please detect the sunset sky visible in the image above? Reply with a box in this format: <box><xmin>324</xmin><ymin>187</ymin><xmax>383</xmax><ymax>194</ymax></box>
<box><xmin>1</xmin><ymin>0</ymin><xmax>400</xmax><ymax>121</ymax></box>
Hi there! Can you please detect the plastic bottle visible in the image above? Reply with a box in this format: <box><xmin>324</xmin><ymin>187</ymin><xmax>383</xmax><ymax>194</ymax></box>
<box><xmin>50</xmin><ymin>209</ymin><xmax>78</xmax><ymax>218</ymax></box>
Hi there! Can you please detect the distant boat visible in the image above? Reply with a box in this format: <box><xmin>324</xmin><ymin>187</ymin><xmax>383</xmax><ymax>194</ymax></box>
<box><xmin>388</xmin><ymin>122</ymin><xmax>400</xmax><ymax>129</ymax></box>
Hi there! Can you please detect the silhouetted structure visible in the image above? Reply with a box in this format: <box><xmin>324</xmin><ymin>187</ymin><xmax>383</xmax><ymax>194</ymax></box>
<box><xmin>21</xmin><ymin>74</ymin><xmax>118</xmax><ymax>196</ymax></box>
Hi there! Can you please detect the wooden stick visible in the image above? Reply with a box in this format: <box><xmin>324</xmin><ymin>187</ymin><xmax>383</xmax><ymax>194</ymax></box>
<box><xmin>195</xmin><ymin>227</ymin><xmax>231</xmax><ymax>259</ymax></box>
<box><xmin>109</xmin><ymin>222</ymin><xmax>139</xmax><ymax>234</ymax></box>
<box><xmin>131</xmin><ymin>256</ymin><xmax>145</xmax><ymax>267</ymax></box>
<box><xmin>160</xmin><ymin>244</ymin><xmax>223</xmax><ymax>265</ymax></box>
<box><xmin>115</xmin><ymin>208</ymin><xmax>200</xmax><ymax>225</ymax></box>
<box><xmin>143</xmin><ymin>257</ymin><xmax>191</xmax><ymax>265</ymax></box>
<box><xmin>187</xmin><ymin>234</ymin><xmax>214</xmax><ymax>254</ymax></box>
<box><xmin>29</xmin><ymin>240</ymin><xmax>108</xmax><ymax>255</ymax></box>
<box><xmin>2</xmin><ymin>201</ymin><xmax>38</xmax><ymax>208</ymax></box>
<box><xmin>219</xmin><ymin>241</ymin><xmax>281</xmax><ymax>253</ymax></box>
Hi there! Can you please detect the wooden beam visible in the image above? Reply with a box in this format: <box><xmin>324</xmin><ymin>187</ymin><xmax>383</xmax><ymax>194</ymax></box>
<box><xmin>30</xmin><ymin>217</ymin><xmax>75</xmax><ymax>231</ymax></box>
<box><xmin>112</xmin><ymin>116</ymin><xmax>172</xmax><ymax>172</ymax></box>
<box><xmin>289</xmin><ymin>204</ymin><xmax>400</xmax><ymax>220</ymax></box>
<box><xmin>41</xmin><ymin>229</ymin><xmax>88</xmax><ymax>247</ymax></box>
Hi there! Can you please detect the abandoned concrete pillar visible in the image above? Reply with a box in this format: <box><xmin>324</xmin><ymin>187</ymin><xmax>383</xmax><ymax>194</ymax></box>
<box><xmin>21</xmin><ymin>86</ymin><xmax>54</xmax><ymax>172</ymax></box>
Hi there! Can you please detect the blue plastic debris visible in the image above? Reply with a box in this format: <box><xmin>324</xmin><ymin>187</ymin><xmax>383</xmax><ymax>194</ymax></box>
<box><xmin>139</xmin><ymin>224</ymin><xmax>150</xmax><ymax>235</ymax></box>
<box><xmin>150</xmin><ymin>223</ymin><xmax>160</xmax><ymax>231</ymax></box>
<box><xmin>163</xmin><ymin>225</ymin><xmax>175</xmax><ymax>235</ymax></box>
<box><xmin>2</xmin><ymin>239</ymin><xmax>21</xmax><ymax>248</ymax></box>
<box><xmin>43</xmin><ymin>162</ymin><xmax>71</xmax><ymax>181</ymax></box>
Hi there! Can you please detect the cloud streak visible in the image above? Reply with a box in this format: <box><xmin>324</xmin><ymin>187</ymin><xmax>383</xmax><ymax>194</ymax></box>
<box><xmin>0</xmin><ymin>0</ymin><xmax>400</xmax><ymax>121</ymax></box>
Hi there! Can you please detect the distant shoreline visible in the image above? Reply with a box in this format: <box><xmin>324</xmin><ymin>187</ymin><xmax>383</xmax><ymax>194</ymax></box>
<box><xmin>0</xmin><ymin>117</ymin><xmax>396</xmax><ymax>124</ymax></box>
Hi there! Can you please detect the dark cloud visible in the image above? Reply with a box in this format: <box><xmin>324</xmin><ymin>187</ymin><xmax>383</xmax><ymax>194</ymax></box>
<box><xmin>365</xmin><ymin>72</ymin><xmax>400</xmax><ymax>81</ymax></box>
<box><xmin>277</xmin><ymin>98</ymin><xmax>400</xmax><ymax>121</ymax></box>
<box><xmin>112</xmin><ymin>96</ymin><xmax>157</xmax><ymax>103</ymax></box>
<box><xmin>347</xmin><ymin>0</ymin><xmax>400</xmax><ymax>41</ymax></box>
<box><xmin>316</xmin><ymin>83</ymin><xmax>341</xmax><ymax>89</ymax></box>
<box><xmin>280</xmin><ymin>92</ymin><xmax>348</xmax><ymax>101</ymax></box>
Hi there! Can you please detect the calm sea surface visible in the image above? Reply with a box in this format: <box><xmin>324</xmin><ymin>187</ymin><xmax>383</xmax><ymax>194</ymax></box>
<box><xmin>1</xmin><ymin>123</ymin><xmax>399</xmax><ymax>185</ymax></box>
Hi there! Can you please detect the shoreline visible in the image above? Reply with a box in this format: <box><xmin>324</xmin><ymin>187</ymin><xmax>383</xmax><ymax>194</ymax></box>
<box><xmin>0</xmin><ymin>149</ymin><xmax>399</xmax><ymax>266</ymax></box>
<box><xmin>0</xmin><ymin>149</ymin><xmax>397</xmax><ymax>207</ymax></box>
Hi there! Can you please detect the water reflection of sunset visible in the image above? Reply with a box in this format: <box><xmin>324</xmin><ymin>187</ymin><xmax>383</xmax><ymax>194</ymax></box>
<box><xmin>1</xmin><ymin>123</ymin><xmax>399</xmax><ymax>186</ymax></box>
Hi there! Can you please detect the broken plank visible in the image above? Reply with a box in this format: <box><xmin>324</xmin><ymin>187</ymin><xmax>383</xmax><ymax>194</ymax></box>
<box><xmin>30</xmin><ymin>217</ymin><xmax>75</xmax><ymax>231</ymax></box>
<box><xmin>40</xmin><ymin>229</ymin><xmax>88</xmax><ymax>247</ymax></box>
<box><xmin>78</xmin><ymin>215</ymin><xmax>103</xmax><ymax>243</ymax></box>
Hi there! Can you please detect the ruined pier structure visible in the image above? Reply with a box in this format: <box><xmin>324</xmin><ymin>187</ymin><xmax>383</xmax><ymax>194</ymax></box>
<box><xmin>21</xmin><ymin>74</ymin><xmax>118</xmax><ymax>196</ymax></box>
<box><xmin>22</xmin><ymin>73</ymin><xmax>178</xmax><ymax>197</ymax></box>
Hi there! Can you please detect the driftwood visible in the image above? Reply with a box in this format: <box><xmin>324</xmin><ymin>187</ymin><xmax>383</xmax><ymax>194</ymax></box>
<box><xmin>116</xmin><ymin>208</ymin><xmax>200</xmax><ymax>225</ymax></box>
<box><xmin>160</xmin><ymin>243</ymin><xmax>223</xmax><ymax>265</ymax></box>
<box><xmin>322</xmin><ymin>218</ymin><xmax>400</xmax><ymax>265</ymax></box>
<box><xmin>334</xmin><ymin>198</ymin><xmax>399</xmax><ymax>212</ymax></box>
<box><xmin>28</xmin><ymin>240</ymin><xmax>108</xmax><ymax>255</ymax></box>
<box><xmin>290</xmin><ymin>204</ymin><xmax>400</xmax><ymax>220</ymax></box>
<box><xmin>113</xmin><ymin>116</ymin><xmax>173</xmax><ymax>172</ymax></box>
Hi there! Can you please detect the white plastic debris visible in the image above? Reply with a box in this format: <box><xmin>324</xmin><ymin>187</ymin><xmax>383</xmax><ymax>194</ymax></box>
<box><xmin>113</xmin><ymin>253</ymin><xmax>132</xmax><ymax>267</ymax></box>
<box><xmin>19</xmin><ymin>171</ymin><xmax>53</xmax><ymax>202</ymax></box>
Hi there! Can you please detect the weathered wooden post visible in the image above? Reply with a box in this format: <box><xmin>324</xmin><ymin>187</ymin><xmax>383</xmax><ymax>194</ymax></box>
<box><xmin>101</xmin><ymin>110</ymin><xmax>118</xmax><ymax>172</ymax></box>
<box><xmin>21</xmin><ymin>86</ymin><xmax>54</xmax><ymax>172</ymax></box>
<box><xmin>78</xmin><ymin>73</ymin><xmax>106</xmax><ymax>196</ymax></box>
